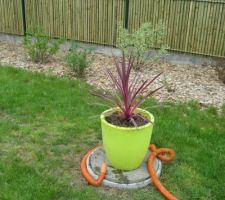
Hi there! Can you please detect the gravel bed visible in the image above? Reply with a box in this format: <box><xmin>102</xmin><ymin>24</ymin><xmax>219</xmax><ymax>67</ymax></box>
<box><xmin>0</xmin><ymin>42</ymin><xmax>224</xmax><ymax>109</ymax></box>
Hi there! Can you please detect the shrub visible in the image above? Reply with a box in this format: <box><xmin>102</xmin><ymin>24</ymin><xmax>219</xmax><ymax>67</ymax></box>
<box><xmin>65</xmin><ymin>42</ymin><xmax>93</xmax><ymax>78</ymax></box>
<box><xmin>117</xmin><ymin>22</ymin><xmax>167</xmax><ymax>70</ymax></box>
<box><xmin>23</xmin><ymin>27</ymin><xmax>64</xmax><ymax>63</ymax></box>
<box><xmin>215</xmin><ymin>58</ymin><xmax>225</xmax><ymax>84</ymax></box>
<box><xmin>92</xmin><ymin>54</ymin><xmax>162</xmax><ymax>126</ymax></box>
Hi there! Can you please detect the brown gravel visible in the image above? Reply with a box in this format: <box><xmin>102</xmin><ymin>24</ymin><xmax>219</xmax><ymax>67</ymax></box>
<box><xmin>0</xmin><ymin>41</ymin><xmax>224</xmax><ymax>109</ymax></box>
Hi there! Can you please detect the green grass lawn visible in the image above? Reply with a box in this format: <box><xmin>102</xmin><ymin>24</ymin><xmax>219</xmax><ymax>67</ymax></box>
<box><xmin>0</xmin><ymin>66</ymin><xmax>224</xmax><ymax>200</ymax></box>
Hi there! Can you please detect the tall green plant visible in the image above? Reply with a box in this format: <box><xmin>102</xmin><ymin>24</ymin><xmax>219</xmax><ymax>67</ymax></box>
<box><xmin>23</xmin><ymin>27</ymin><xmax>64</xmax><ymax>63</ymax></box>
<box><xmin>117</xmin><ymin>22</ymin><xmax>168</xmax><ymax>70</ymax></box>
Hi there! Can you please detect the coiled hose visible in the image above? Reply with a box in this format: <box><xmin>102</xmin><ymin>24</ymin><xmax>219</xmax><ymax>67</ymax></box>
<box><xmin>81</xmin><ymin>144</ymin><xmax>177</xmax><ymax>200</ymax></box>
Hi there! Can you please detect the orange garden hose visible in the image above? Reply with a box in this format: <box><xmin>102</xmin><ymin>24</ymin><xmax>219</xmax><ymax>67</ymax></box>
<box><xmin>81</xmin><ymin>144</ymin><xmax>177</xmax><ymax>200</ymax></box>
<box><xmin>80</xmin><ymin>145</ymin><xmax>107</xmax><ymax>186</ymax></box>
<box><xmin>148</xmin><ymin>144</ymin><xmax>177</xmax><ymax>200</ymax></box>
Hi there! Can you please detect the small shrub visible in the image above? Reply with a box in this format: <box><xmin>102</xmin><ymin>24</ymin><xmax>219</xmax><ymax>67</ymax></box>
<box><xmin>23</xmin><ymin>27</ymin><xmax>64</xmax><ymax>63</ymax></box>
<box><xmin>117</xmin><ymin>22</ymin><xmax>168</xmax><ymax>70</ymax></box>
<box><xmin>215</xmin><ymin>58</ymin><xmax>225</xmax><ymax>84</ymax></box>
<box><xmin>163</xmin><ymin>74</ymin><xmax>176</xmax><ymax>93</ymax></box>
<box><xmin>65</xmin><ymin>42</ymin><xmax>93</xmax><ymax>78</ymax></box>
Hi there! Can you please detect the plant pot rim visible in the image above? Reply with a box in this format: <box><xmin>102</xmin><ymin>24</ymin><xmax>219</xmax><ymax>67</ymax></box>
<box><xmin>100</xmin><ymin>107</ymin><xmax>154</xmax><ymax>131</ymax></box>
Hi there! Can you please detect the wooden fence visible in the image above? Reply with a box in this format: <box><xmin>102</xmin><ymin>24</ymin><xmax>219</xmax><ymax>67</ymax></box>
<box><xmin>0</xmin><ymin>0</ymin><xmax>224</xmax><ymax>57</ymax></box>
<box><xmin>0</xmin><ymin>0</ymin><xmax>23</xmax><ymax>35</ymax></box>
<box><xmin>128</xmin><ymin>0</ymin><xmax>225</xmax><ymax>57</ymax></box>
<box><xmin>25</xmin><ymin>0</ymin><xmax>125</xmax><ymax>45</ymax></box>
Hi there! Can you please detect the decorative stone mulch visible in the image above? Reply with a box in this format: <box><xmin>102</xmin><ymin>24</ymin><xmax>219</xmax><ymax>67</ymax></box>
<box><xmin>0</xmin><ymin>42</ymin><xmax>224</xmax><ymax>109</ymax></box>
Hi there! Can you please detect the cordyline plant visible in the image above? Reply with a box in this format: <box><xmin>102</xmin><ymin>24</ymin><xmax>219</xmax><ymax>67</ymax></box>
<box><xmin>92</xmin><ymin>53</ymin><xmax>162</xmax><ymax>126</ymax></box>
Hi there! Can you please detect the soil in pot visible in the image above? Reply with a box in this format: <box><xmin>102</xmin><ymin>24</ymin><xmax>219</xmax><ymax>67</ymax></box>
<box><xmin>105</xmin><ymin>112</ymin><xmax>149</xmax><ymax>128</ymax></box>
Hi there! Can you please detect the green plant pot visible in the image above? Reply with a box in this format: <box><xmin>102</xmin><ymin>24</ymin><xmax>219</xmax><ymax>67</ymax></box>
<box><xmin>101</xmin><ymin>108</ymin><xmax>154</xmax><ymax>171</ymax></box>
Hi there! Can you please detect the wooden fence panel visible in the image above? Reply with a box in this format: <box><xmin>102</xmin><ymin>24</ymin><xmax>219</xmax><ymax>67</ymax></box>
<box><xmin>0</xmin><ymin>0</ymin><xmax>224</xmax><ymax>57</ymax></box>
<box><xmin>25</xmin><ymin>0</ymin><xmax>125</xmax><ymax>45</ymax></box>
<box><xmin>128</xmin><ymin>0</ymin><xmax>225</xmax><ymax>57</ymax></box>
<box><xmin>0</xmin><ymin>0</ymin><xmax>23</xmax><ymax>35</ymax></box>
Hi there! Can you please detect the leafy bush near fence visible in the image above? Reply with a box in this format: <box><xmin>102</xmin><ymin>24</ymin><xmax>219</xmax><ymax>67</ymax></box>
<box><xmin>23</xmin><ymin>27</ymin><xmax>64</xmax><ymax>63</ymax></box>
<box><xmin>117</xmin><ymin>22</ymin><xmax>167</xmax><ymax>70</ymax></box>
<box><xmin>65</xmin><ymin>42</ymin><xmax>93</xmax><ymax>78</ymax></box>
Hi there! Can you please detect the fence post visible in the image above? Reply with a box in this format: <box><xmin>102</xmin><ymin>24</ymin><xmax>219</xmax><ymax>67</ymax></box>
<box><xmin>125</xmin><ymin>0</ymin><xmax>129</xmax><ymax>29</ymax></box>
<box><xmin>21</xmin><ymin>0</ymin><xmax>27</xmax><ymax>35</ymax></box>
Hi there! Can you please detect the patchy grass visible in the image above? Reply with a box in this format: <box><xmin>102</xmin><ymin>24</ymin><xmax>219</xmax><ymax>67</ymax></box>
<box><xmin>0</xmin><ymin>66</ymin><xmax>224</xmax><ymax>200</ymax></box>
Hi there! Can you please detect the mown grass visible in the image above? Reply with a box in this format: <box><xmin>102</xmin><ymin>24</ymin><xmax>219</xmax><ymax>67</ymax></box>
<box><xmin>0</xmin><ymin>66</ymin><xmax>224</xmax><ymax>200</ymax></box>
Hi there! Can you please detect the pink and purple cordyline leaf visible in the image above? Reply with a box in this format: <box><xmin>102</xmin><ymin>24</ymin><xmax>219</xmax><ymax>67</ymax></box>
<box><xmin>92</xmin><ymin>53</ymin><xmax>162</xmax><ymax>125</ymax></box>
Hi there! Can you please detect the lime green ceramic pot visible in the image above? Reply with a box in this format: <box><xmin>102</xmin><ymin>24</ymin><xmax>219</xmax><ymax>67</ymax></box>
<box><xmin>101</xmin><ymin>108</ymin><xmax>154</xmax><ymax>171</ymax></box>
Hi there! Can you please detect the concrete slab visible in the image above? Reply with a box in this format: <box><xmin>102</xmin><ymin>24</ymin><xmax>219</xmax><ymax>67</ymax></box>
<box><xmin>86</xmin><ymin>146</ymin><xmax>162</xmax><ymax>189</ymax></box>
